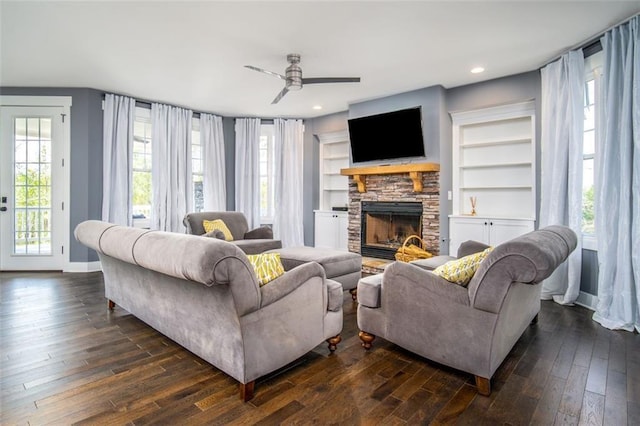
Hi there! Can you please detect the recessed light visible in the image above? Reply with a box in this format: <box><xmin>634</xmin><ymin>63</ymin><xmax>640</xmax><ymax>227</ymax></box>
<box><xmin>471</xmin><ymin>66</ymin><xmax>485</xmax><ymax>74</ymax></box>
<box><xmin>312</xmin><ymin>105</ymin><xmax>323</xmax><ymax>110</ymax></box>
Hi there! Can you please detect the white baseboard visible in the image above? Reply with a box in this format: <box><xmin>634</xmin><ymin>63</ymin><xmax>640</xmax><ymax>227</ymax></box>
<box><xmin>576</xmin><ymin>291</ymin><xmax>597</xmax><ymax>311</ymax></box>
<box><xmin>64</xmin><ymin>261</ymin><xmax>102</xmax><ymax>273</ymax></box>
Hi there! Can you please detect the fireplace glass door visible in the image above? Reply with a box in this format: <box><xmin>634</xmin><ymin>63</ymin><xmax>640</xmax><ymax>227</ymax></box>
<box><xmin>361</xmin><ymin>201</ymin><xmax>422</xmax><ymax>259</ymax></box>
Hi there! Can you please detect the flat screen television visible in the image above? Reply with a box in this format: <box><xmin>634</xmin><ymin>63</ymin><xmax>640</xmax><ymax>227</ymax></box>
<box><xmin>347</xmin><ymin>107</ymin><xmax>425</xmax><ymax>163</ymax></box>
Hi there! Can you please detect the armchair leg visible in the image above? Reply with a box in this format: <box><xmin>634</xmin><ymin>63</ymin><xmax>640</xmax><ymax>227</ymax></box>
<box><xmin>327</xmin><ymin>335</ymin><xmax>341</xmax><ymax>352</ymax></box>
<box><xmin>240</xmin><ymin>381</ymin><xmax>255</xmax><ymax>402</ymax></box>
<box><xmin>107</xmin><ymin>299</ymin><xmax>115</xmax><ymax>310</ymax></box>
<box><xmin>475</xmin><ymin>376</ymin><xmax>491</xmax><ymax>396</ymax></box>
<box><xmin>349</xmin><ymin>288</ymin><xmax>357</xmax><ymax>301</ymax></box>
<box><xmin>531</xmin><ymin>313</ymin><xmax>539</xmax><ymax>324</ymax></box>
<box><xmin>358</xmin><ymin>331</ymin><xmax>375</xmax><ymax>350</ymax></box>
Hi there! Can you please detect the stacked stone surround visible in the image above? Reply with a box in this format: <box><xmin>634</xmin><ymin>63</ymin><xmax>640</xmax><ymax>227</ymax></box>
<box><xmin>347</xmin><ymin>171</ymin><xmax>440</xmax><ymax>256</ymax></box>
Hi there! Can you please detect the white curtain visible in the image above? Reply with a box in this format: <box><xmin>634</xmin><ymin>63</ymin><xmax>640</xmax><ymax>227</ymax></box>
<box><xmin>593</xmin><ymin>16</ymin><xmax>640</xmax><ymax>332</ymax></box>
<box><xmin>235</xmin><ymin>118</ymin><xmax>261</xmax><ymax>229</ymax></box>
<box><xmin>200</xmin><ymin>113</ymin><xmax>226</xmax><ymax>211</ymax></box>
<box><xmin>273</xmin><ymin>118</ymin><xmax>305</xmax><ymax>246</ymax></box>
<box><xmin>102</xmin><ymin>93</ymin><xmax>135</xmax><ymax>226</ymax></box>
<box><xmin>539</xmin><ymin>50</ymin><xmax>584</xmax><ymax>305</ymax></box>
<box><xmin>151</xmin><ymin>103</ymin><xmax>193</xmax><ymax>232</ymax></box>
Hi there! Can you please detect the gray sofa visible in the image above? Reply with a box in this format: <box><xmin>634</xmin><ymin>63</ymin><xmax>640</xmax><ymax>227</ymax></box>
<box><xmin>183</xmin><ymin>211</ymin><xmax>282</xmax><ymax>254</ymax></box>
<box><xmin>357</xmin><ymin>225</ymin><xmax>577</xmax><ymax>396</ymax></box>
<box><xmin>75</xmin><ymin>220</ymin><xmax>343</xmax><ymax>401</ymax></box>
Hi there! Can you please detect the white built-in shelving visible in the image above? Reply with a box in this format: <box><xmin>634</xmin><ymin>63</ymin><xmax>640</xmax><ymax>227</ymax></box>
<box><xmin>449</xmin><ymin>101</ymin><xmax>536</xmax><ymax>253</ymax></box>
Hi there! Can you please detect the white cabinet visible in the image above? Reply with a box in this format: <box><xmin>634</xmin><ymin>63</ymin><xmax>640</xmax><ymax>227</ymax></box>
<box><xmin>449</xmin><ymin>216</ymin><xmax>534</xmax><ymax>254</ymax></box>
<box><xmin>314</xmin><ymin>210</ymin><xmax>348</xmax><ymax>251</ymax></box>
<box><xmin>318</xmin><ymin>131</ymin><xmax>349</xmax><ymax>211</ymax></box>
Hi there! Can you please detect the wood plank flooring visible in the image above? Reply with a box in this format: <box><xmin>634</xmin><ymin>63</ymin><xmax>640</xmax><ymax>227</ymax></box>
<box><xmin>1</xmin><ymin>271</ymin><xmax>638</xmax><ymax>425</ymax></box>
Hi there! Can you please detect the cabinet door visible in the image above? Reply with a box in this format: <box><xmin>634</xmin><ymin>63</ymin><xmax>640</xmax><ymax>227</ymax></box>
<box><xmin>488</xmin><ymin>219</ymin><xmax>534</xmax><ymax>246</ymax></box>
<box><xmin>449</xmin><ymin>217</ymin><xmax>488</xmax><ymax>255</ymax></box>
<box><xmin>336</xmin><ymin>213</ymin><xmax>348</xmax><ymax>251</ymax></box>
<box><xmin>314</xmin><ymin>212</ymin><xmax>335</xmax><ymax>249</ymax></box>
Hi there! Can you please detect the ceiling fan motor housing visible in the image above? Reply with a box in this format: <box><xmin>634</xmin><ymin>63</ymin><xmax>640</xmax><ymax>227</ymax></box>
<box><xmin>285</xmin><ymin>53</ymin><xmax>303</xmax><ymax>90</ymax></box>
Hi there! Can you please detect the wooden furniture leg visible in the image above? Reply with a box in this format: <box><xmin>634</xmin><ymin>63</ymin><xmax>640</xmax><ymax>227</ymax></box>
<box><xmin>107</xmin><ymin>299</ymin><xmax>115</xmax><ymax>310</ymax></box>
<box><xmin>240</xmin><ymin>381</ymin><xmax>255</xmax><ymax>402</ymax></box>
<box><xmin>358</xmin><ymin>331</ymin><xmax>375</xmax><ymax>350</ymax></box>
<box><xmin>475</xmin><ymin>376</ymin><xmax>491</xmax><ymax>396</ymax></box>
<box><xmin>327</xmin><ymin>335</ymin><xmax>341</xmax><ymax>352</ymax></box>
<box><xmin>349</xmin><ymin>288</ymin><xmax>357</xmax><ymax>301</ymax></box>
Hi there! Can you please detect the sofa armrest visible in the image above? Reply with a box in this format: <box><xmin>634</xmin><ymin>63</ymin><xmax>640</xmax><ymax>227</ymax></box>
<box><xmin>244</xmin><ymin>226</ymin><xmax>273</xmax><ymax>240</ymax></box>
<box><xmin>260</xmin><ymin>261</ymin><xmax>326</xmax><ymax>308</ymax></box>
<box><xmin>357</xmin><ymin>274</ymin><xmax>383</xmax><ymax>308</ymax></box>
<box><xmin>382</xmin><ymin>261</ymin><xmax>471</xmax><ymax>307</ymax></box>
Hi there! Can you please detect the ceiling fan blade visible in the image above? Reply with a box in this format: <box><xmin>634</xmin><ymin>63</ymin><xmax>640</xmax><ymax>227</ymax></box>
<box><xmin>271</xmin><ymin>87</ymin><xmax>289</xmax><ymax>104</ymax></box>
<box><xmin>302</xmin><ymin>77</ymin><xmax>361</xmax><ymax>84</ymax></box>
<box><xmin>244</xmin><ymin>65</ymin><xmax>286</xmax><ymax>80</ymax></box>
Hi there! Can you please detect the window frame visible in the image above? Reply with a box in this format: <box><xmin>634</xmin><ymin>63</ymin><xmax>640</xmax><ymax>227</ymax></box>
<box><xmin>259</xmin><ymin>123</ymin><xmax>276</xmax><ymax>224</ymax></box>
<box><xmin>582</xmin><ymin>52</ymin><xmax>602</xmax><ymax>251</ymax></box>
<box><xmin>132</xmin><ymin>107</ymin><xmax>152</xmax><ymax>229</ymax></box>
<box><xmin>191</xmin><ymin>117</ymin><xmax>204</xmax><ymax>213</ymax></box>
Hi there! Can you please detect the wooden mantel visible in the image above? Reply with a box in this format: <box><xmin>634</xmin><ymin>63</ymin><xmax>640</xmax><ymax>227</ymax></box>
<box><xmin>340</xmin><ymin>162</ymin><xmax>440</xmax><ymax>193</ymax></box>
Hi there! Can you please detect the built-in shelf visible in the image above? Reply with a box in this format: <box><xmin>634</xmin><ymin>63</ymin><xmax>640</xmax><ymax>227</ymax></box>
<box><xmin>459</xmin><ymin>162</ymin><xmax>531</xmax><ymax>169</ymax></box>
<box><xmin>460</xmin><ymin>138</ymin><xmax>531</xmax><ymax>148</ymax></box>
<box><xmin>460</xmin><ymin>185</ymin><xmax>532</xmax><ymax>190</ymax></box>
<box><xmin>340</xmin><ymin>162</ymin><xmax>440</xmax><ymax>193</ymax></box>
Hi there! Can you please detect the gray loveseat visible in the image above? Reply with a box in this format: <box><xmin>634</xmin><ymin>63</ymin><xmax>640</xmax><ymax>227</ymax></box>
<box><xmin>357</xmin><ymin>225</ymin><xmax>577</xmax><ymax>396</ymax></box>
<box><xmin>183</xmin><ymin>211</ymin><xmax>282</xmax><ymax>254</ymax></box>
<box><xmin>75</xmin><ymin>220</ymin><xmax>343</xmax><ymax>401</ymax></box>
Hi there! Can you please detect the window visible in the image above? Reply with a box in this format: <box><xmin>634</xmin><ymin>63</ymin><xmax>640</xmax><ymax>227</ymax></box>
<box><xmin>192</xmin><ymin>118</ymin><xmax>203</xmax><ymax>212</ymax></box>
<box><xmin>582</xmin><ymin>51</ymin><xmax>602</xmax><ymax>249</ymax></box>
<box><xmin>132</xmin><ymin>108</ymin><xmax>152</xmax><ymax>228</ymax></box>
<box><xmin>259</xmin><ymin>124</ymin><xmax>275</xmax><ymax>224</ymax></box>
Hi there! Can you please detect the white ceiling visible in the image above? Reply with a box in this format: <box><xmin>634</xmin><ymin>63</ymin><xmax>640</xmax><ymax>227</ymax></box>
<box><xmin>1</xmin><ymin>1</ymin><xmax>639</xmax><ymax>119</ymax></box>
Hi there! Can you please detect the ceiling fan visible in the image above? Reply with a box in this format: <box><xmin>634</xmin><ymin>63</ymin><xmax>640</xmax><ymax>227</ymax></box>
<box><xmin>245</xmin><ymin>53</ymin><xmax>361</xmax><ymax>104</ymax></box>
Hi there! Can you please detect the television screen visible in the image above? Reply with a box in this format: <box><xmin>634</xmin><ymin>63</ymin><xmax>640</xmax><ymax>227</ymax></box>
<box><xmin>347</xmin><ymin>107</ymin><xmax>425</xmax><ymax>163</ymax></box>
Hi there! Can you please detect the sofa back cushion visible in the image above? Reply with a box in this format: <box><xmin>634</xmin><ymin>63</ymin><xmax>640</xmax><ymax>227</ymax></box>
<box><xmin>183</xmin><ymin>211</ymin><xmax>249</xmax><ymax>239</ymax></box>
<box><xmin>467</xmin><ymin>225</ymin><xmax>577</xmax><ymax>313</ymax></box>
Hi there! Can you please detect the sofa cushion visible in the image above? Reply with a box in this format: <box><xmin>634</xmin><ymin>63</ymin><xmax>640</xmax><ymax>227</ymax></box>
<box><xmin>433</xmin><ymin>247</ymin><xmax>493</xmax><ymax>286</ymax></box>
<box><xmin>234</xmin><ymin>239</ymin><xmax>283</xmax><ymax>255</ymax></box>
<box><xmin>410</xmin><ymin>255</ymin><xmax>456</xmax><ymax>271</ymax></box>
<box><xmin>357</xmin><ymin>274</ymin><xmax>383</xmax><ymax>308</ymax></box>
<box><xmin>247</xmin><ymin>253</ymin><xmax>285</xmax><ymax>286</ymax></box>
<box><xmin>203</xmin><ymin>219</ymin><xmax>233</xmax><ymax>241</ymax></box>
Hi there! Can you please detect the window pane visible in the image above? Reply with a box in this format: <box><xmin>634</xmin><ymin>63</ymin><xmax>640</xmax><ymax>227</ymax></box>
<box><xmin>584</xmin><ymin>129</ymin><xmax>595</xmax><ymax>155</ymax></box>
<box><xmin>582</xmin><ymin>158</ymin><xmax>595</xmax><ymax>234</ymax></box>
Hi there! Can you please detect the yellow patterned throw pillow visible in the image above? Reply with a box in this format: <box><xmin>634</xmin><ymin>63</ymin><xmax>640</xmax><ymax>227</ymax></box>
<box><xmin>202</xmin><ymin>219</ymin><xmax>233</xmax><ymax>241</ymax></box>
<box><xmin>433</xmin><ymin>247</ymin><xmax>493</xmax><ymax>286</ymax></box>
<box><xmin>247</xmin><ymin>253</ymin><xmax>285</xmax><ymax>286</ymax></box>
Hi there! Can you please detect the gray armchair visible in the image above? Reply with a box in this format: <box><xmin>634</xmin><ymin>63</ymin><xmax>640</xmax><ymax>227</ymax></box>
<box><xmin>357</xmin><ymin>225</ymin><xmax>577</xmax><ymax>396</ymax></box>
<box><xmin>183</xmin><ymin>211</ymin><xmax>282</xmax><ymax>254</ymax></box>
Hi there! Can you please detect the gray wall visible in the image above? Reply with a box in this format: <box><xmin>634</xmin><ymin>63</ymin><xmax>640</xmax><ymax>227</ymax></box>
<box><xmin>0</xmin><ymin>87</ymin><xmax>104</xmax><ymax>262</ymax></box>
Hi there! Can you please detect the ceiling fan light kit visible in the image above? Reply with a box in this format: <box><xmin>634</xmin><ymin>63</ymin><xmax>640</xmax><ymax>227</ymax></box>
<box><xmin>245</xmin><ymin>53</ymin><xmax>361</xmax><ymax>104</ymax></box>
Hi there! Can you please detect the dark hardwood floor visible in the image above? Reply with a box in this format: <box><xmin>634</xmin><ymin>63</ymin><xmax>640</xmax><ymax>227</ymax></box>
<box><xmin>1</xmin><ymin>271</ymin><xmax>638</xmax><ymax>425</ymax></box>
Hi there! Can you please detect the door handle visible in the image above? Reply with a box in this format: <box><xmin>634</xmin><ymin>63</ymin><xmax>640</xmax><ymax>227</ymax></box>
<box><xmin>0</xmin><ymin>207</ymin><xmax>7</xmax><ymax>212</ymax></box>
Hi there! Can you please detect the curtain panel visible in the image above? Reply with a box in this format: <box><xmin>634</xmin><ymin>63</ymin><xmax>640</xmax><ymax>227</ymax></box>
<box><xmin>273</xmin><ymin>118</ymin><xmax>305</xmax><ymax>246</ymax></box>
<box><xmin>102</xmin><ymin>93</ymin><xmax>135</xmax><ymax>226</ymax></box>
<box><xmin>200</xmin><ymin>113</ymin><xmax>226</xmax><ymax>211</ymax></box>
<box><xmin>234</xmin><ymin>118</ymin><xmax>261</xmax><ymax>229</ymax></box>
<box><xmin>539</xmin><ymin>50</ymin><xmax>584</xmax><ymax>305</ymax></box>
<box><xmin>593</xmin><ymin>16</ymin><xmax>640</xmax><ymax>332</ymax></box>
<box><xmin>151</xmin><ymin>103</ymin><xmax>193</xmax><ymax>232</ymax></box>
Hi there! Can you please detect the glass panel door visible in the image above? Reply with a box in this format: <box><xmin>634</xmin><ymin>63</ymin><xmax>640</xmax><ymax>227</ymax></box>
<box><xmin>1</xmin><ymin>105</ymin><xmax>66</xmax><ymax>270</ymax></box>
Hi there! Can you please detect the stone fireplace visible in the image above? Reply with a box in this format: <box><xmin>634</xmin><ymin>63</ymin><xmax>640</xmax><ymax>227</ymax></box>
<box><xmin>341</xmin><ymin>163</ymin><xmax>440</xmax><ymax>265</ymax></box>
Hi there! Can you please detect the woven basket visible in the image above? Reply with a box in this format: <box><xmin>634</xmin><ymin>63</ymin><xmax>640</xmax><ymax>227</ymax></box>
<box><xmin>395</xmin><ymin>235</ymin><xmax>433</xmax><ymax>262</ymax></box>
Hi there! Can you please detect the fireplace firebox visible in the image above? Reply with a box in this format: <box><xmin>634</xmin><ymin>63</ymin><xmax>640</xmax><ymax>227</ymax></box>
<box><xmin>361</xmin><ymin>201</ymin><xmax>423</xmax><ymax>259</ymax></box>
